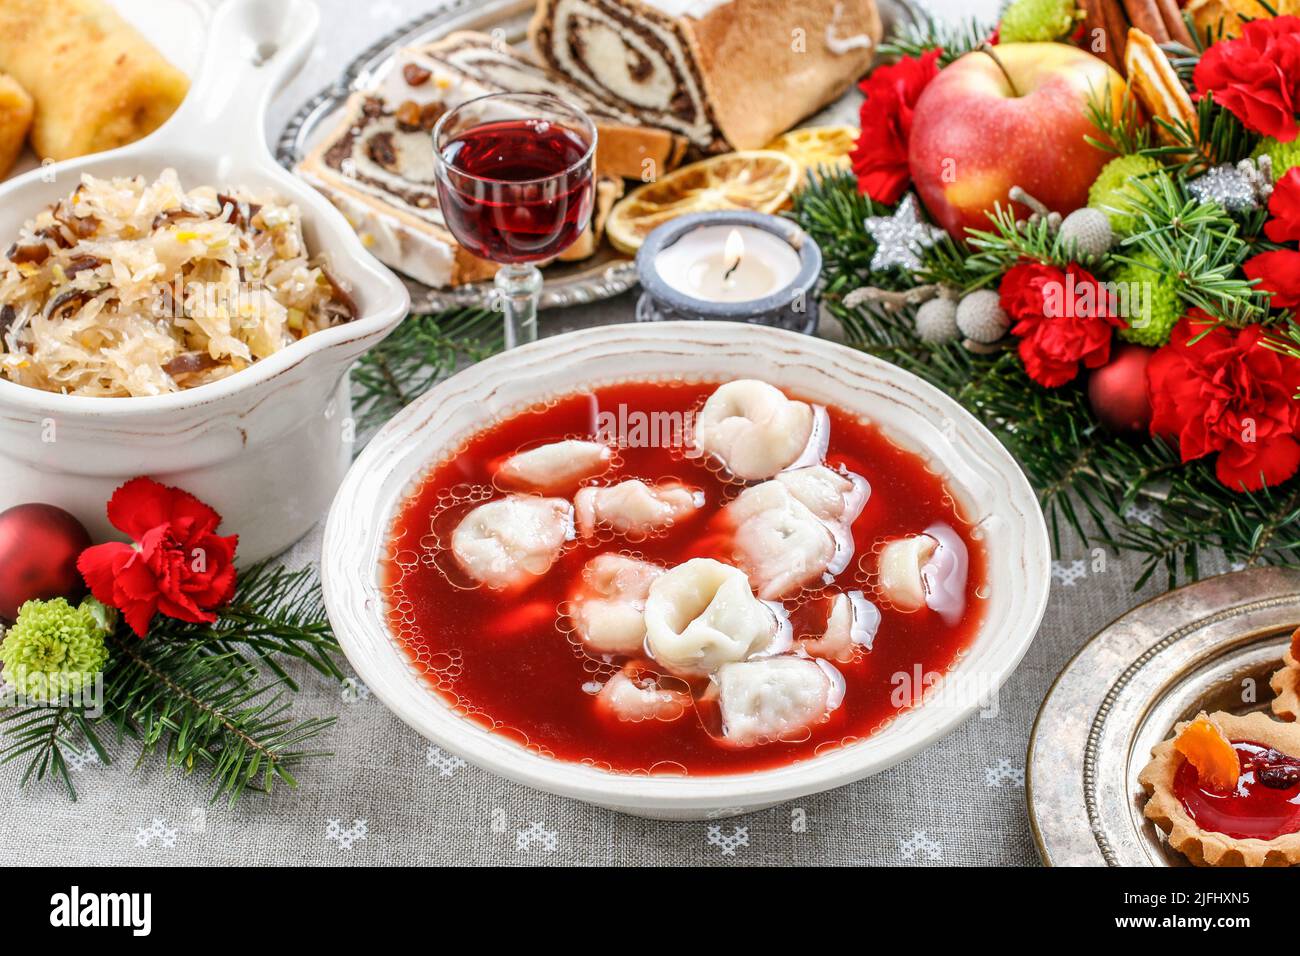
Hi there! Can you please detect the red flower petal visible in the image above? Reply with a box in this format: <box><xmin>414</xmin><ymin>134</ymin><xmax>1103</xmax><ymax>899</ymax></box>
<box><xmin>1265</xmin><ymin>167</ymin><xmax>1300</xmax><ymax>243</ymax></box>
<box><xmin>850</xmin><ymin>49</ymin><xmax>941</xmax><ymax>204</ymax></box>
<box><xmin>1245</xmin><ymin>249</ymin><xmax>1300</xmax><ymax>309</ymax></box>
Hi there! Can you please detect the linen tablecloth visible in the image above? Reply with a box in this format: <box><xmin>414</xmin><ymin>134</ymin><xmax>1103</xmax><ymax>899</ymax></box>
<box><xmin>0</xmin><ymin>0</ymin><xmax>1227</xmax><ymax>866</ymax></box>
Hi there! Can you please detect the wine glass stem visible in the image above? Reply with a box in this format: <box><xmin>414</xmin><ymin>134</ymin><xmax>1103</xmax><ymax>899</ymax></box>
<box><xmin>495</xmin><ymin>263</ymin><xmax>543</xmax><ymax>349</ymax></box>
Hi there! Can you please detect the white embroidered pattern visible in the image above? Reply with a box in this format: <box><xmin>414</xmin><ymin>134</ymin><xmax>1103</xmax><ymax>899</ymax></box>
<box><xmin>325</xmin><ymin>818</ymin><xmax>368</xmax><ymax>850</ymax></box>
<box><xmin>706</xmin><ymin>825</ymin><xmax>749</xmax><ymax>856</ymax></box>
<box><xmin>1051</xmin><ymin>559</ymin><xmax>1087</xmax><ymax>587</ymax></box>
<box><xmin>515</xmin><ymin>821</ymin><xmax>559</xmax><ymax>853</ymax></box>
<box><xmin>899</xmin><ymin>830</ymin><xmax>942</xmax><ymax>861</ymax></box>
<box><xmin>984</xmin><ymin>758</ymin><xmax>1025</xmax><ymax>788</ymax></box>
<box><xmin>425</xmin><ymin>745</ymin><xmax>467</xmax><ymax>777</ymax></box>
<box><xmin>135</xmin><ymin>817</ymin><xmax>178</xmax><ymax>849</ymax></box>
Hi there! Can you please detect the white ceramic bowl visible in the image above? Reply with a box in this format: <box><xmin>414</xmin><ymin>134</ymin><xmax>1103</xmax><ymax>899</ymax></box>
<box><xmin>323</xmin><ymin>322</ymin><xmax>1051</xmax><ymax>819</ymax></box>
<box><xmin>0</xmin><ymin>0</ymin><xmax>410</xmax><ymax>562</ymax></box>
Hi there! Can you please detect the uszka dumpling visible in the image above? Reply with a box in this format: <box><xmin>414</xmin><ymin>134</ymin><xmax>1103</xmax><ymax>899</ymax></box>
<box><xmin>802</xmin><ymin>591</ymin><xmax>881</xmax><ymax>664</ymax></box>
<box><xmin>595</xmin><ymin>664</ymin><xmax>690</xmax><ymax>722</ymax></box>
<box><xmin>727</xmin><ymin>465</ymin><xmax>868</xmax><ymax>600</ymax></box>
<box><xmin>496</xmin><ymin>440</ymin><xmax>612</xmax><ymax>494</ymax></box>
<box><xmin>450</xmin><ymin>495</ymin><xmax>573</xmax><ymax>589</ymax></box>
<box><xmin>574</xmin><ymin>480</ymin><xmax>703</xmax><ymax>539</ymax></box>
<box><xmin>569</xmin><ymin>554</ymin><xmax>662</xmax><ymax>656</ymax></box>
<box><xmin>876</xmin><ymin>523</ymin><xmax>969</xmax><ymax>624</ymax></box>
<box><xmin>694</xmin><ymin>380</ymin><xmax>818</xmax><ymax>481</ymax></box>
<box><xmin>715</xmin><ymin>657</ymin><xmax>844</xmax><ymax>747</ymax></box>
<box><xmin>644</xmin><ymin>558</ymin><xmax>787</xmax><ymax>676</ymax></box>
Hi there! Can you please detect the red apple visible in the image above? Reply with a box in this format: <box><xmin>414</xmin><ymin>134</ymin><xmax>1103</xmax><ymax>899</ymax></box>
<box><xmin>907</xmin><ymin>42</ymin><xmax>1125</xmax><ymax>239</ymax></box>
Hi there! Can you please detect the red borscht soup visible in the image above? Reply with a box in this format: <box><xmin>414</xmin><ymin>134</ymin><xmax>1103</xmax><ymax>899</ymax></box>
<box><xmin>382</xmin><ymin>378</ymin><xmax>987</xmax><ymax>775</ymax></box>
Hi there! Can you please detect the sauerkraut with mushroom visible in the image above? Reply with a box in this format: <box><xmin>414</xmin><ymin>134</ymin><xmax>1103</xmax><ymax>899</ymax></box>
<box><xmin>0</xmin><ymin>168</ymin><xmax>357</xmax><ymax>396</ymax></box>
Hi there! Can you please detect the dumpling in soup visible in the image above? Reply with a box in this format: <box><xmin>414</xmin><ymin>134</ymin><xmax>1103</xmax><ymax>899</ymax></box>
<box><xmin>574</xmin><ymin>480</ymin><xmax>703</xmax><ymax>539</ymax></box>
<box><xmin>802</xmin><ymin>591</ymin><xmax>881</xmax><ymax>663</ymax></box>
<box><xmin>569</xmin><ymin>554</ymin><xmax>662</xmax><ymax>656</ymax></box>
<box><xmin>715</xmin><ymin>656</ymin><xmax>844</xmax><ymax>747</ymax></box>
<box><xmin>497</xmin><ymin>439</ymin><xmax>612</xmax><ymax>494</ymax></box>
<box><xmin>876</xmin><ymin>523</ymin><xmax>969</xmax><ymax>624</ymax></box>
<box><xmin>450</xmin><ymin>495</ymin><xmax>573</xmax><ymax>589</ymax></box>
<box><xmin>595</xmin><ymin>664</ymin><xmax>690</xmax><ymax>722</ymax></box>
<box><xmin>727</xmin><ymin>466</ymin><xmax>866</xmax><ymax>600</ymax></box>
<box><xmin>643</xmin><ymin>558</ymin><xmax>786</xmax><ymax>676</ymax></box>
<box><xmin>694</xmin><ymin>380</ymin><xmax>816</xmax><ymax>481</ymax></box>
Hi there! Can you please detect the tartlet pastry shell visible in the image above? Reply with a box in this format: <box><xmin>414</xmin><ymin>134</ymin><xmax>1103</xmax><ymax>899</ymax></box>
<box><xmin>1271</xmin><ymin>641</ymin><xmax>1299</xmax><ymax>722</ymax></box>
<box><xmin>1139</xmin><ymin>711</ymin><xmax>1300</xmax><ymax>867</ymax></box>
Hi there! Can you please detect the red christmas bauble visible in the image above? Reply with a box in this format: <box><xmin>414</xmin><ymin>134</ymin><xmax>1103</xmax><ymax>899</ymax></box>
<box><xmin>0</xmin><ymin>503</ymin><xmax>92</xmax><ymax>621</ymax></box>
<box><xmin>1088</xmin><ymin>343</ymin><xmax>1155</xmax><ymax>435</ymax></box>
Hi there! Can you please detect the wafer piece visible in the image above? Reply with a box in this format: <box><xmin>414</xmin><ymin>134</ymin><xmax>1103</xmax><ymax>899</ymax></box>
<box><xmin>0</xmin><ymin>73</ymin><xmax>32</xmax><ymax>177</ymax></box>
<box><xmin>1122</xmin><ymin>0</ymin><xmax>1170</xmax><ymax>42</ymax></box>
<box><xmin>1125</xmin><ymin>27</ymin><xmax>1196</xmax><ymax>145</ymax></box>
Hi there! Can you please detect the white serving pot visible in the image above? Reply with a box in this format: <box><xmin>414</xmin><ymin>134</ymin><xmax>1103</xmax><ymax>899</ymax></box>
<box><xmin>0</xmin><ymin>0</ymin><xmax>410</xmax><ymax>562</ymax></box>
<box><xmin>322</xmin><ymin>322</ymin><xmax>1052</xmax><ymax>819</ymax></box>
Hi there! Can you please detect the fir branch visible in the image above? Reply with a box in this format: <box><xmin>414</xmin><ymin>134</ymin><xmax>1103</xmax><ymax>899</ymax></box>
<box><xmin>352</xmin><ymin>307</ymin><xmax>502</xmax><ymax>430</ymax></box>
<box><xmin>1086</xmin><ymin>87</ymin><xmax>1151</xmax><ymax>156</ymax></box>
<box><xmin>1145</xmin><ymin>94</ymin><xmax>1260</xmax><ymax>172</ymax></box>
<box><xmin>879</xmin><ymin>11</ymin><xmax>995</xmax><ymax>65</ymax></box>
<box><xmin>796</xmin><ymin>171</ymin><xmax>1300</xmax><ymax>587</ymax></box>
<box><xmin>0</xmin><ymin>562</ymin><xmax>341</xmax><ymax>802</ymax></box>
<box><xmin>1120</xmin><ymin>172</ymin><xmax>1271</xmax><ymax>324</ymax></box>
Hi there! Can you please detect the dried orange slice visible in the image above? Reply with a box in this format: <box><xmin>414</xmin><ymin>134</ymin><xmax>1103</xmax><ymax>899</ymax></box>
<box><xmin>1175</xmin><ymin>715</ymin><xmax>1240</xmax><ymax>791</ymax></box>
<box><xmin>606</xmin><ymin>150</ymin><xmax>801</xmax><ymax>254</ymax></box>
<box><xmin>765</xmin><ymin>125</ymin><xmax>858</xmax><ymax>181</ymax></box>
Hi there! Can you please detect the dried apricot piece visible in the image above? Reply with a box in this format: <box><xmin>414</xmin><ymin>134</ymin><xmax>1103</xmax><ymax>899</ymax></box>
<box><xmin>1289</xmin><ymin>626</ymin><xmax>1300</xmax><ymax>661</ymax></box>
<box><xmin>1175</xmin><ymin>716</ymin><xmax>1241</xmax><ymax>792</ymax></box>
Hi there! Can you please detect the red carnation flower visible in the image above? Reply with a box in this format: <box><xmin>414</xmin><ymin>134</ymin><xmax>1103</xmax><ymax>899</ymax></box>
<box><xmin>1264</xmin><ymin>167</ymin><xmax>1300</xmax><ymax>243</ymax></box>
<box><xmin>1244</xmin><ymin>249</ymin><xmax>1300</xmax><ymax>309</ymax></box>
<box><xmin>1192</xmin><ymin>16</ymin><xmax>1300</xmax><ymax>142</ymax></box>
<box><xmin>1001</xmin><ymin>262</ymin><xmax>1125</xmax><ymax>387</ymax></box>
<box><xmin>849</xmin><ymin>49</ymin><xmax>942</xmax><ymax>205</ymax></box>
<box><xmin>1148</xmin><ymin>313</ymin><xmax>1300</xmax><ymax>491</ymax></box>
<box><xmin>78</xmin><ymin>478</ymin><xmax>238</xmax><ymax>637</ymax></box>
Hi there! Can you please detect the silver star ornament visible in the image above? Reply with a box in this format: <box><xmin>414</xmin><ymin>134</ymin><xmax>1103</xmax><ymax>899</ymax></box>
<box><xmin>864</xmin><ymin>194</ymin><xmax>946</xmax><ymax>272</ymax></box>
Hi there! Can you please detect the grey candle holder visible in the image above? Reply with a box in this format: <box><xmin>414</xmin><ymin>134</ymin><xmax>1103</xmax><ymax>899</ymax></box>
<box><xmin>634</xmin><ymin>211</ymin><xmax>822</xmax><ymax>335</ymax></box>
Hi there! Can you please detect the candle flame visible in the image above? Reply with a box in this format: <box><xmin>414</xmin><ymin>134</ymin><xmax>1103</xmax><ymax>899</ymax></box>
<box><xmin>723</xmin><ymin>229</ymin><xmax>744</xmax><ymax>279</ymax></box>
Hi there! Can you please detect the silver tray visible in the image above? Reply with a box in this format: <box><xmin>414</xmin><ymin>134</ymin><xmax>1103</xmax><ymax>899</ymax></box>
<box><xmin>277</xmin><ymin>0</ymin><xmax>922</xmax><ymax>312</ymax></box>
<box><xmin>1028</xmin><ymin>566</ymin><xmax>1300</xmax><ymax>866</ymax></box>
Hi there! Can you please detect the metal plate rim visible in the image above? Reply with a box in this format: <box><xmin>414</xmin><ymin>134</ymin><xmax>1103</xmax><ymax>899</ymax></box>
<box><xmin>1027</xmin><ymin>566</ymin><xmax>1300</xmax><ymax>867</ymax></box>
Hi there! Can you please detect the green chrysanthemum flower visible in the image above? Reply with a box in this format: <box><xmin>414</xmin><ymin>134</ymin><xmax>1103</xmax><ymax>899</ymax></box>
<box><xmin>1088</xmin><ymin>154</ymin><xmax>1162</xmax><ymax>235</ymax></box>
<box><xmin>999</xmin><ymin>0</ymin><xmax>1079</xmax><ymax>42</ymax></box>
<box><xmin>1114</xmin><ymin>252</ymin><xmax>1183</xmax><ymax>346</ymax></box>
<box><xmin>0</xmin><ymin>597</ymin><xmax>110</xmax><ymax>701</ymax></box>
<box><xmin>1251</xmin><ymin>137</ymin><xmax>1300</xmax><ymax>180</ymax></box>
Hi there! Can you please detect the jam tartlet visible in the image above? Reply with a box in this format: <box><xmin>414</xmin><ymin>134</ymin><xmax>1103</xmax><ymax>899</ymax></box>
<box><xmin>1139</xmin><ymin>711</ymin><xmax>1300</xmax><ymax>867</ymax></box>
<box><xmin>1270</xmin><ymin>627</ymin><xmax>1300</xmax><ymax>722</ymax></box>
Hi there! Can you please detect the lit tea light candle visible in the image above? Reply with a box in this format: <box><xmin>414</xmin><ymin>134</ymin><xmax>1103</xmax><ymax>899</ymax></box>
<box><xmin>635</xmin><ymin>212</ymin><xmax>823</xmax><ymax>334</ymax></box>
<box><xmin>655</xmin><ymin>225</ymin><xmax>802</xmax><ymax>303</ymax></box>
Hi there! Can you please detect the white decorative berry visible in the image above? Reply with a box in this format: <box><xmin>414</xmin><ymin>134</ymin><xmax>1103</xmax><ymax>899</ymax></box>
<box><xmin>914</xmin><ymin>297</ymin><xmax>959</xmax><ymax>344</ymax></box>
<box><xmin>1057</xmin><ymin>207</ymin><xmax>1113</xmax><ymax>258</ymax></box>
<box><xmin>955</xmin><ymin>290</ymin><xmax>1010</xmax><ymax>344</ymax></box>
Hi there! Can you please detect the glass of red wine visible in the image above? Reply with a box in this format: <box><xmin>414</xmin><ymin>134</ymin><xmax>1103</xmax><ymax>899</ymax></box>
<box><xmin>432</xmin><ymin>92</ymin><xmax>597</xmax><ymax>348</ymax></box>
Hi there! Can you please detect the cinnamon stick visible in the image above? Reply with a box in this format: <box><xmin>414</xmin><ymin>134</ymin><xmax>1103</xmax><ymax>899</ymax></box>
<box><xmin>1122</xmin><ymin>0</ymin><xmax>1170</xmax><ymax>43</ymax></box>
<box><xmin>1155</xmin><ymin>0</ymin><xmax>1194</xmax><ymax>46</ymax></box>
<box><xmin>1099</xmin><ymin>0</ymin><xmax>1133</xmax><ymax>70</ymax></box>
<box><xmin>1080</xmin><ymin>0</ymin><xmax>1124</xmax><ymax>71</ymax></box>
